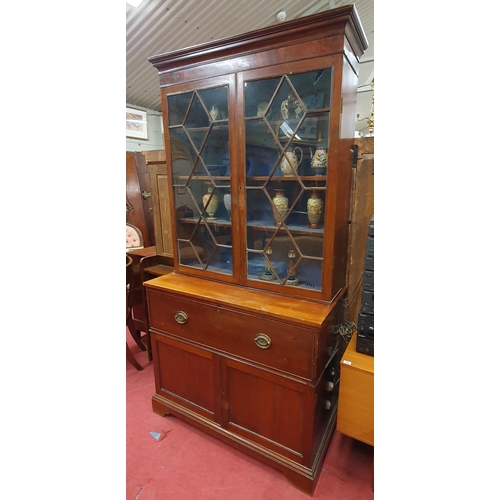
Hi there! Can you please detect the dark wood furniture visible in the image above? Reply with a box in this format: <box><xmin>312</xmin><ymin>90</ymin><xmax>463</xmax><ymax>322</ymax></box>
<box><xmin>141</xmin><ymin>150</ymin><xmax>174</xmax><ymax>258</ymax></box>
<box><xmin>127</xmin><ymin>246</ymin><xmax>174</xmax><ymax>360</ymax></box>
<box><xmin>126</xmin><ymin>255</ymin><xmax>143</xmax><ymax>370</ymax></box>
<box><xmin>346</xmin><ymin>136</ymin><xmax>374</xmax><ymax>323</ymax></box>
<box><xmin>126</xmin><ymin>150</ymin><xmax>176</xmax><ymax>360</ymax></box>
<box><xmin>144</xmin><ymin>6</ymin><xmax>367</xmax><ymax>495</ymax></box>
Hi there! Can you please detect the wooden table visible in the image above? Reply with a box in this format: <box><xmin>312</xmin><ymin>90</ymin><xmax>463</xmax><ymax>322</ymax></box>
<box><xmin>337</xmin><ymin>331</ymin><xmax>374</xmax><ymax>446</ymax></box>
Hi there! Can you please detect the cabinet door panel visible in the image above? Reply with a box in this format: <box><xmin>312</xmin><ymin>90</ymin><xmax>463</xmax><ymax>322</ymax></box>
<box><xmin>166</xmin><ymin>78</ymin><xmax>235</xmax><ymax>280</ymax></box>
<box><xmin>242</xmin><ymin>67</ymin><xmax>332</xmax><ymax>297</ymax></box>
<box><xmin>221</xmin><ymin>358</ymin><xmax>307</xmax><ymax>461</ymax></box>
<box><xmin>153</xmin><ymin>333</ymin><xmax>220</xmax><ymax>423</ymax></box>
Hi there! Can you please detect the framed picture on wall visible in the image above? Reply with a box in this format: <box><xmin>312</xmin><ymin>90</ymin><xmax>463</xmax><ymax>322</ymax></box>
<box><xmin>126</xmin><ymin>106</ymin><xmax>149</xmax><ymax>140</ymax></box>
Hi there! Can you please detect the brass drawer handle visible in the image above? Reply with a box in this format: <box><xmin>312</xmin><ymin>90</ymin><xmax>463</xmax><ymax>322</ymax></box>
<box><xmin>254</xmin><ymin>333</ymin><xmax>272</xmax><ymax>349</ymax></box>
<box><xmin>174</xmin><ymin>311</ymin><xmax>188</xmax><ymax>324</ymax></box>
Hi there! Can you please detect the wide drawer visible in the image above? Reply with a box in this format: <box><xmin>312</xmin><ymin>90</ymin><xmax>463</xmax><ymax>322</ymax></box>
<box><xmin>147</xmin><ymin>289</ymin><xmax>315</xmax><ymax>379</ymax></box>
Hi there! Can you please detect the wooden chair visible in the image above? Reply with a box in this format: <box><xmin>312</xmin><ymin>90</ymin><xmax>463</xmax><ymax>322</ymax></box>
<box><xmin>126</xmin><ymin>222</ymin><xmax>144</xmax><ymax>251</ymax></box>
<box><xmin>126</xmin><ymin>254</ymin><xmax>143</xmax><ymax>370</ymax></box>
<box><xmin>126</xmin><ymin>224</ymin><xmax>147</xmax><ymax>352</ymax></box>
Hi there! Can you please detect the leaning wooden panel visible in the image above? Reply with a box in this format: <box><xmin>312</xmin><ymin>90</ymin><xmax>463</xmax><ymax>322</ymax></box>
<box><xmin>145</xmin><ymin>154</ymin><xmax>174</xmax><ymax>258</ymax></box>
<box><xmin>126</xmin><ymin>151</ymin><xmax>151</xmax><ymax>247</ymax></box>
<box><xmin>346</xmin><ymin>136</ymin><xmax>374</xmax><ymax>323</ymax></box>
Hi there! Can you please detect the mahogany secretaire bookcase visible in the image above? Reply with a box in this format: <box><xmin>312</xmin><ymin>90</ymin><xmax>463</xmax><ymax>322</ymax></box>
<box><xmin>144</xmin><ymin>5</ymin><xmax>368</xmax><ymax>494</ymax></box>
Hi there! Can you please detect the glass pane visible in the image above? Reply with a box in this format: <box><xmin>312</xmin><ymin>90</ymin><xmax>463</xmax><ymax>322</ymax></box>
<box><xmin>289</xmin><ymin>68</ymin><xmax>331</xmax><ymax>110</ymax></box>
<box><xmin>168</xmin><ymin>84</ymin><xmax>232</xmax><ymax>277</ymax></box>
<box><xmin>244</xmin><ymin>77</ymin><xmax>282</xmax><ymax>118</ymax></box>
<box><xmin>200</xmin><ymin>123</ymin><xmax>230</xmax><ymax>180</ymax></box>
<box><xmin>244</xmin><ymin>68</ymin><xmax>331</xmax><ymax>292</ymax></box>
<box><xmin>168</xmin><ymin>92</ymin><xmax>193</xmax><ymax>126</ymax></box>
<box><xmin>198</xmin><ymin>87</ymin><xmax>229</xmax><ymax>121</ymax></box>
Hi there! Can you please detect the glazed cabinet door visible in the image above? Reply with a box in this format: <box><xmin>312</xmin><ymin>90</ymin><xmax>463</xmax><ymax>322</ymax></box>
<box><xmin>238</xmin><ymin>61</ymin><xmax>335</xmax><ymax>300</ymax></box>
<box><xmin>164</xmin><ymin>75</ymin><xmax>237</xmax><ymax>283</ymax></box>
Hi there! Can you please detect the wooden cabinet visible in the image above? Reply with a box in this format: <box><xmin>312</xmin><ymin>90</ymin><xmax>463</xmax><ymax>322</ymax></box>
<box><xmin>147</xmin><ymin>273</ymin><xmax>347</xmax><ymax>493</ymax></box>
<box><xmin>144</xmin><ymin>5</ymin><xmax>368</xmax><ymax>495</ymax></box>
<box><xmin>337</xmin><ymin>331</ymin><xmax>374</xmax><ymax>446</ymax></box>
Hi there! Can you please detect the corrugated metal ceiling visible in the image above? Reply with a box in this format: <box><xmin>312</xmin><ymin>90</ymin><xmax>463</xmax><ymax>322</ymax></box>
<box><xmin>126</xmin><ymin>0</ymin><xmax>374</xmax><ymax>130</ymax></box>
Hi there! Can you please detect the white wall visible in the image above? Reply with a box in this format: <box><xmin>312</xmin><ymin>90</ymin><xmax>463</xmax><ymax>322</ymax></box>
<box><xmin>126</xmin><ymin>105</ymin><xmax>164</xmax><ymax>152</ymax></box>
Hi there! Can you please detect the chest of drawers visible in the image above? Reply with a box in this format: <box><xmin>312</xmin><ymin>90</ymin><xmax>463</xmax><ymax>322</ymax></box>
<box><xmin>145</xmin><ymin>272</ymin><xmax>347</xmax><ymax>494</ymax></box>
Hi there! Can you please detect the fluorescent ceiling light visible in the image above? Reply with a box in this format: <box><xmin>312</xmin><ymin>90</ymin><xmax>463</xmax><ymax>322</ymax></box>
<box><xmin>127</xmin><ymin>0</ymin><xmax>144</xmax><ymax>7</ymax></box>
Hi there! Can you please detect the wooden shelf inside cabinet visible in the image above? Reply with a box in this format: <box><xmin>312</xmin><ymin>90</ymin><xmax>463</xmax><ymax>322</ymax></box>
<box><xmin>178</xmin><ymin>217</ymin><xmax>232</xmax><ymax>227</ymax></box>
<box><xmin>247</xmin><ymin>220</ymin><xmax>324</xmax><ymax>234</ymax></box>
<box><xmin>248</xmin><ymin>176</ymin><xmax>327</xmax><ymax>182</ymax></box>
<box><xmin>177</xmin><ymin>176</ymin><xmax>230</xmax><ymax>182</ymax></box>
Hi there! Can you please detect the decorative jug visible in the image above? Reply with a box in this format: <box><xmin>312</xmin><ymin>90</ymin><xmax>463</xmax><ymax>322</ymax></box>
<box><xmin>280</xmin><ymin>147</ymin><xmax>303</xmax><ymax>176</ymax></box>
<box><xmin>311</xmin><ymin>146</ymin><xmax>327</xmax><ymax>174</ymax></box>
<box><xmin>209</xmin><ymin>105</ymin><xmax>220</xmax><ymax>121</ymax></box>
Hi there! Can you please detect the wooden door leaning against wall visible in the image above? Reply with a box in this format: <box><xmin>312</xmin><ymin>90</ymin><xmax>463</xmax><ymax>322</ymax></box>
<box><xmin>126</xmin><ymin>151</ymin><xmax>154</xmax><ymax>248</ymax></box>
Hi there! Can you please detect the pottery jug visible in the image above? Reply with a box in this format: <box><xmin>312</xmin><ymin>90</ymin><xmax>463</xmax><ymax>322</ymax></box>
<box><xmin>311</xmin><ymin>146</ymin><xmax>327</xmax><ymax>174</ymax></box>
<box><xmin>307</xmin><ymin>190</ymin><xmax>324</xmax><ymax>228</ymax></box>
<box><xmin>272</xmin><ymin>189</ymin><xmax>288</xmax><ymax>225</ymax></box>
<box><xmin>209</xmin><ymin>105</ymin><xmax>220</xmax><ymax>121</ymax></box>
<box><xmin>203</xmin><ymin>185</ymin><xmax>219</xmax><ymax>220</ymax></box>
<box><xmin>280</xmin><ymin>147</ymin><xmax>303</xmax><ymax>176</ymax></box>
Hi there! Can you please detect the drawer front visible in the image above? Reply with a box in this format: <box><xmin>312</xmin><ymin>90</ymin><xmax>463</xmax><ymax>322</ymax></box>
<box><xmin>148</xmin><ymin>289</ymin><xmax>315</xmax><ymax>379</ymax></box>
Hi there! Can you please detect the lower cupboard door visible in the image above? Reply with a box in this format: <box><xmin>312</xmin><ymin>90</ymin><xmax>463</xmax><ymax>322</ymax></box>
<box><xmin>153</xmin><ymin>333</ymin><xmax>221</xmax><ymax>424</ymax></box>
<box><xmin>220</xmin><ymin>357</ymin><xmax>310</xmax><ymax>463</ymax></box>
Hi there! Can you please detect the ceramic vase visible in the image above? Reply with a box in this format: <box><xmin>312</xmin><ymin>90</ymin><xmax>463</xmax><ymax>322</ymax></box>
<box><xmin>280</xmin><ymin>147</ymin><xmax>303</xmax><ymax>177</ymax></box>
<box><xmin>203</xmin><ymin>186</ymin><xmax>219</xmax><ymax>220</ymax></box>
<box><xmin>311</xmin><ymin>147</ymin><xmax>327</xmax><ymax>175</ymax></box>
<box><xmin>223</xmin><ymin>192</ymin><xmax>231</xmax><ymax>221</ymax></box>
<box><xmin>272</xmin><ymin>189</ymin><xmax>288</xmax><ymax>225</ymax></box>
<box><xmin>307</xmin><ymin>190</ymin><xmax>323</xmax><ymax>228</ymax></box>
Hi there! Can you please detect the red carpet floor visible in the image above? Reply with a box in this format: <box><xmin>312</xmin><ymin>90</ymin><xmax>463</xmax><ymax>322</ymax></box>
<box><xmin>127</xmin><ymin>329</ymin><xmax>374</xmax><ymax>500</ymax></box>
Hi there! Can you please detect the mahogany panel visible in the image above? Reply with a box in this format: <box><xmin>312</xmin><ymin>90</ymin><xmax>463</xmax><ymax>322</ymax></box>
<box><xmin>222</xmin><ymin>358</ymin><xmax>307</xmax><ymax>460</ymax></box>
<box><xmin>149</xmin><ymin>6</ymin><xmax>367</xmax><ymax>76</ymax></box>
<box><xmin>152</xmin><ymin>333</ymin><xmax>220</xmax><ymax>423</ymax></box>
<box><xmin>347</xmin><ymin>137</ymin><xmax>374</xmax><ymax>322</ymax></box>
<box><xmin>145</xmin><ymin>272</ymin><xmax>334</xmax><ymax>327</ymax></box>
<box><xmin>147</xmin><ymin>289</ymin><xmax>315</xmax><ymax>379</ymax></box>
